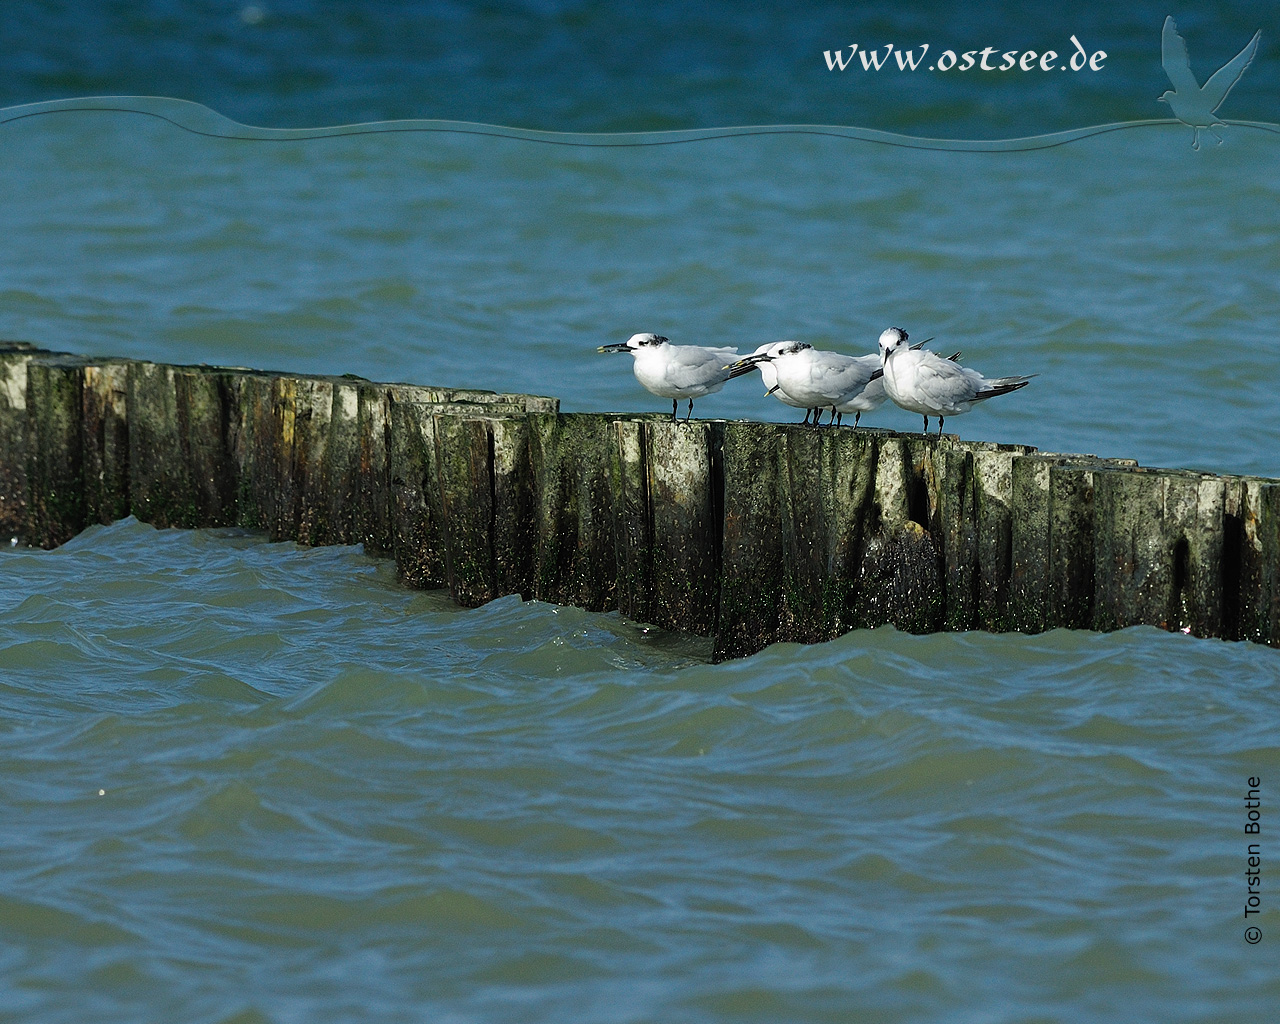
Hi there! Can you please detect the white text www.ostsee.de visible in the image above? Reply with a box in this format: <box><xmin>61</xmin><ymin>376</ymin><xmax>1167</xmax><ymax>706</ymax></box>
<box><xmin>824</xmin><ymin>36</ymin><xmax>1106</xmax><ymax>72</ymax></box>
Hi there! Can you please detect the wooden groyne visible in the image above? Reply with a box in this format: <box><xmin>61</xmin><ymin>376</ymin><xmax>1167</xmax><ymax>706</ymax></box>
<box><xmin>3</xmin><ymin>341</ymin><xmax>1278</xmax><ymax>660</ymax></box>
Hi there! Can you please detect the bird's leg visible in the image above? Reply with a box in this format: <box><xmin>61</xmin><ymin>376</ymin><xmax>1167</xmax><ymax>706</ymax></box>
<box><xmin>685</xmin><ymin>399</ymin><xmax>694</xmax><ymax>423</ymax></box>
<box><xmin>938</xmin><ymin>416</ymin><xmax>945</xmax><ymax>435</ymax></box>
<box><xmin>922</xmin><ymin>415</ymin><xmax>929</xmax><ymax>433</ymax></box>
<box><xmin>801</xmin><ymin>409</ymin><xmax>810</xmax><ymax>426</ymax></box>
<box><xmin>854</xmin><ymin>411</ymin><xmax>861</xmax><ymax>428</ymax></box>
<box><xmin>812</xmin><ymin>408</ymin><xmax>823</xmax><ymax>428</ymax></box>
<box><xmin>672</xmin><ymin>399</ymin><xmax>678</xmax><ymax>422</ymax></box>
<box><xmin>1209</xmin><ymin>125</ymin><xmax>1224</xmax><ymax>146</ymax></box>
<box><xmin>835</xmin><ymin>411</ymin><xmax>843</xmax><ymax>428</ymax></box>
<box><xmin>1192</xmin><ymin>128</ymin><xmax>1202</xmax><ymax>151</ymax></box>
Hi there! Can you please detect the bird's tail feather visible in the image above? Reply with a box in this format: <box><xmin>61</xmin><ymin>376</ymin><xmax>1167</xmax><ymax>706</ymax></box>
<box><xmin>973</xmin><ymin>375</ymin><xmax>1036</xmax><ymax>401</ymax></box>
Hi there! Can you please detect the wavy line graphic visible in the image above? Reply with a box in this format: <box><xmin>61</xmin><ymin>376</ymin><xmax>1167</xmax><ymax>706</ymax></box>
<box><xmin>1</xmin><ymin>96</ymin><xmax>1278</xmax><ymax>152</ymax></box>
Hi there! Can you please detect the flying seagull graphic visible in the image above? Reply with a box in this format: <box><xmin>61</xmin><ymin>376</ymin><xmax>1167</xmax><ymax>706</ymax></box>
<box><xmin>1158</xmin><ymin>15</ymin><xmax>1261</xmax><ymax>150</ymax></box>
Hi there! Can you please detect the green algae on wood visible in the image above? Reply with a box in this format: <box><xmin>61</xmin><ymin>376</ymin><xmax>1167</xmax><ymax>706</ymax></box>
<box><xmin>127</xmin><ymin>363</ymin><xmax>237</xmax><ymax>531</ymax></box>
<box><xmin>609</xmin><ymin>418</ymin><xmax>653</xmax><ymax>625</ymax></box>
<box><xmin>0</xmin><ymin>343</ymin><xmax>53</xmax><ymax>540</ymax></box>
<box><xmin>82</xmin><ymin>361</ymin><xmax>131</xmax><ymax>526</ymax></box>
<box><xmin>646</xmin><ymin>419</ymin><xmax>721</xmax><ymax>636</ymax></box>
<box><xmin>528</xmin><ymin>412</ymin><xmax>620</xmax><ymax>612</ymax></box>
<box><xmin>851</xmin><ymin>435</ymin><xmax>945</xmax><ymax>635</ymax></box>
<box><xmin>714</xmin><ymin>421</ymin><xmax>788</xmax><ymax>661</ymax></box>
<box><xmin>388</xmin><ymin>399</ymin><xmax>448</xmax><ymax>590</ymax></box>
<box><xmin>25</xmin><ymin>355</ymin><xmax>88</xmax><ymax>548</ymax></box>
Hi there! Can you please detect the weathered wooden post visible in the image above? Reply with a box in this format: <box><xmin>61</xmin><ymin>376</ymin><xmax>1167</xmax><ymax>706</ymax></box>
<box><xmin>285</xmin><ymin>376</ymin><xmax>335</xmax><ymax>546</ymax></box>
<box><xmin>777</xmin><ymin>425</ymin><xmax>879</xmax><ymax>644</ymax></box>
<box><xmin>226</xmin><ymin>371</ymin><xmax>276</xmax><ymax>534</ymax></box>
<box><xmin>528</xmin><ymin>413</ymin><xmax>619</xmax><ymax>611</ymax></box>
<box><xmin>851</xmin><ymin>434</ymin><xmax>945</xmax><ymax>634</ymax></box>
<box><xmin>935</xmin><ymin>443</ymin><xmax>980</xmax><ymax>631</ymax></box>
<box><xmin>1010</xmin><ymin>453</ymin><xmax>1134</xmax><ymax>634</ymax></box>
<box><xmin>127</xmin><ymin>362</ymin><xmax>236</xmax><ymax>530</ymax></box>
<box><xmin>1092</xmin><ymin>467</ymin><xmax>1231</xmax><ymax>637</ymax></box>
<box><xmin>490</xmin><ymin>413</ymin><xmax>535</xmax><ymax>600</ymax></box>
<box><xmin>388</xmin><ymin>399</ymin><xmax>447</xmax><ymax>588</ymax></box>
<box><xmin>25</xmin><ymin>354</ymin><xmax>90</xmax><ymax>549</ymax></box>
<box><xmin>1227</xmin><ymin>476</ymin><xmax>1280</xmax><ymax>645</ymax></box>
<box><xmin>715</xmin><ymin>421</ymin><xmax>788</xmax><ymax>660</ymax></box>
<box><xmin>6</xmin><ymin>344</ymin><xmax>1280</xmax><ymax>659</ymax></box>
<box><xmin>1</xmin><ymin>343</ymin><xmax>51</xmax><ymax>540</ymax></box>
<box><xmin>609</xmin><ymin>418</ymin><xmax>653</xmax><ymax>624</ymax></box>
<box><xmin>645</xmin><ymin>419</ymin><xmax>721</xmax><ymax>636</ymax></box>
<box><xmin>82</xmin><ymin>360</ymin><xmax>131</xmax><ymax>526</ymax></box>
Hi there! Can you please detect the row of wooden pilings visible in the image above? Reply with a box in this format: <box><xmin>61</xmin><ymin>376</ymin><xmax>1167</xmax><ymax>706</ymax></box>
<box><xmin>2</xmin><ymin>341</ymin><xmax>1278</xmax><ymax>660</ymax></box>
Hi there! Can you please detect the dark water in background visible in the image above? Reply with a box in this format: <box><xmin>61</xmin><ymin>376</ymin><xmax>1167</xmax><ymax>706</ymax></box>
<box><xmin>2</xmin><ymin>3</ymin><xmax>1280</xmax><ymax>1021</ymax></box>
<box><xmin>2</xmin><ymin>0</ymin><xmax>1279</xmax><ymax>133</ymax></box>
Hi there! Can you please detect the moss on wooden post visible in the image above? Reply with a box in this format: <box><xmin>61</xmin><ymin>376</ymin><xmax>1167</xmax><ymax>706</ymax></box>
<box><xmin>1228</xmin><ymin>477</ymin><xmax>1280</xmax><ymax>646</ymax></box>
<box><xmin>354</xmin><ymin>383</ymin><xmax>394</xmax><ymax>556</ymax></box>
<box><xmin>1092</xmin><ymin>467</ymin><xmax>1229</xmax><ymax>636</ymax></box>
<box><xmin>779</xmin><ymin>426</ymin><xmax>878</xmax><ymax>644</ymax></box>
<box><xmin>25</xmin><ymin>355</ymin><xmax>88</xmax><ymax>548</ymax></box>
<box><xmin>936</xmin><ymin>445</ymin><xmax>979</xmax><ymax>631</ymax></box>
<box><xmin>0</xmin><ymin>343</ymin><xmax>51</xmax><ymax>540</ymax></box>
<box><xmin>609</xmin><ymin>418</ymin><xmax>653</xmax><ymax>624</ymax></box>
<box><xmin>389</xmin><ymin>399</ymin><xmax>447</xmax><ymax>588</ymax></box>
<box><xmin>491</xmin><ymin>414</ymin><xmax>535</xmax><ymax>599</ymax></box>
<box><xmin>715</xmin><ymin>421</ymin><xmax>787</xmax><ymax>661</ymax></box>
<box><xmin>1044</xmin><ymin>462</ymin><xmax>1097</xmax><ymax>631</ymax></box>
<box><xmin>851</xmin><ymin>435</ymin><xmax>944</xmax><ymax>634</ymax></box>
<box><xmin>127</xmin><ymin>363</ymin><xmax>235</xmax><ymax>530</ymax></box>
<box><xmin>528</xmin><ymin>412</ymin><xmax>619</xmax><ymax>611</ymax></box>
<box><xmin>646</xmin><ymin>419</ymin><xmax>721</xmax><ymax>636</ymax></box>
<box><xmin>82</xmin><ymin>361</ymin><xmax>131</xmax><ymax>525</ymax></box>
<box><xmin>226</xmin><ymin>372</ymin><xmax>274</xmax><ymax>533</ymax></box>
<box><xmin>1009</xmin><ymin>455</ymin><xmax>1053</xmax><ymax>634</ymax></box>
<box><xmin>288</xmin><ymin>378</ymin><xmax>334</xmax><ymax>546</ymax></box>
<box><xmin>314</xmin><ymin>378</ymin><xmax>360</xmax><ymax>547</ymax></box>
<box><xmin>433</xmin><ymin>414</ymin><xmax>497</xmax><ymax>606</ymax></box>
<box><xmin>267</xmin><ymin>376</ymin><xmax>302</xmax><ymax>541</ymax></box>
<box><xmin>971</xmin><ymin>447</ymin><xmax>1031</xmax><ymax>631</ymax></box>
<box><xmin>718</xmin><ymin>427</ymin><xmax>943</xmax><ymax>660</ymax></box>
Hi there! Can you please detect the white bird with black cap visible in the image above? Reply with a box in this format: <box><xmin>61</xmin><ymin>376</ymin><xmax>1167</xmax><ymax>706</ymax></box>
<box><xmin>878</xmin><ymin>326</ymin><xmax>1034</xmax><ymax>435</ymax></box>
<box><xmin>726</xmin><ymin>341</ymin><xmax>826</xmax><ymax>424</ymax></box>
<box><xmin>725</xmin><ymin>341</ymin><xmax>883</xmax><ymax>426</ymax></box>
<box><xmin>598</xmin><ymin>333</ymin><xmax>738</xmax><ymax>421</ymax></box>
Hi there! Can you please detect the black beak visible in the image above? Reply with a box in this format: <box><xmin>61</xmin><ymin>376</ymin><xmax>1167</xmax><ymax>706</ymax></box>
<box><xmin>725</xmin><ymin>353</ymin><xmax>771</xmax><ymax>377</ymax></box>
<box><xmin>597</xmin><ymin>342</ymin><xmax>631</xmax><ymax>353</ymax></box>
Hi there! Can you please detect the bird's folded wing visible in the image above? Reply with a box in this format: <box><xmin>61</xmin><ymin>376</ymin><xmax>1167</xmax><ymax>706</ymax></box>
<box><xmin>809</xmin><ymin>356</ymin><xmax>867</xmax><ymax>400</ymax></box>
<box><xmin>915</xmin><ymin>356</ymin><xmax>982</xmax><ymax>405</ymax></box>
<box><xmin>664</xmin><ymin>346</ymin><xmax>733</xmax><ymax>383</ymax></box>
